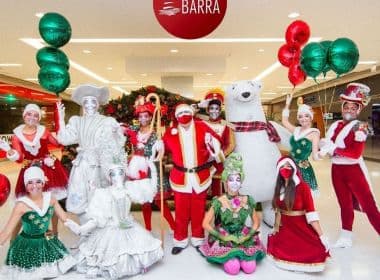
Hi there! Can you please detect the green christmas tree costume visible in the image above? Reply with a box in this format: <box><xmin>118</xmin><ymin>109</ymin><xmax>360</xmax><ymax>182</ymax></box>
<box><xmin>289</xmin><ymin>127</ymin><xmax>319</xmax><ymax>194</ymax></box>
<box><xmin>2</xmin><ymin>192</ymin><xmax>76</xmax><ymax>279</ymax></box>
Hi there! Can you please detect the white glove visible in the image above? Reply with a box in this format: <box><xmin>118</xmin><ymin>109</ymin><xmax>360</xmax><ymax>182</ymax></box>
<box><xmin>150</xmin><ymin>140</ymin><xmax>164</xmax><ymax>161</ymax></box>
<box><xmin>64</xmin><ymin>219</ymin><xmax>81</xmax><ymax>235</ymax></box>
<box><xmin>56</xmin><ymin>101</ymin><xmax>66</xmax><ymax>127</ymax></box>
<box><xmin>205</xmin><ymin>133</ymin><xmax>215</xmax><ymax>157</ymax></box>
<box><xmin>43</xmin><ymin>157</ymin><xmax>55</xmax><ymax>167</ymax></box>
<box><xmin>78</xmin><ymin>219</ymin><xmax>98</xmax><ymax>236</ymax></box>
<box><xmin>285</xmin><ymin>93</ymin><xmax>293</xmax><ymax>106</ymax></box>
<box><xmin>354</xmin><ymin>130</ymin><xmax>367</xmax><ymax>142</ymax></box>
<box><xmin>319</xmin><ymin>234</ymin><xmax>330</xmax><ymax>252</ymax></box>
<box><xmin>319</xmin><ymin>141</ymin><xmax>337</xmax><ymax>157</ymax></box>
<box><xmin>0</xmin><ymin>139</ymin><xmax>11</xmax><ymax>152</ymax></box>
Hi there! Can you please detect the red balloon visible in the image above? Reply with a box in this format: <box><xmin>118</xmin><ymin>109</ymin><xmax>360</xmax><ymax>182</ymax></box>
<box><xmin>288</xmin><ymin>63</ymin><xmax>306</xmax><ymax>87</ymax></box>
<box><xmin>286</xmin><ymin>20</ymin><xmax>310</xmax><ymax>47</ymax></box>
<box><xmin>278</xmin><ymin>44</ymin><xmax>301</xmax><ymax>67</ymax></box>
<box><xmin>0</xmin><ymin>173</ymin><xmax>11</xmax><ymax>207</ymax></box>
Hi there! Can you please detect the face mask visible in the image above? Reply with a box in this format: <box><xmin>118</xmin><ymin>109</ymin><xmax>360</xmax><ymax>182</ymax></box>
<box><xmin>227</xmin><ymin>174</ymin><xmax>241</xmax><ymax>192</ymax></box>
<box><xmin>82</xmin><ymin>96</ymin><xmax>99</xmax><ymax>115</ymax></box>
<box><xmin>343</xmin><ymin>113</ymin><xmax>355</xmax><ymax>121</ymax></box>
<box><xmin>177</xmin><ymin>114</ymin><xmax>193</xmax><ymax>125</ymax></box>
<box><xmin>279</xmin><ymin>167</ymin><xmax>292</xmax><ymax>179</ymax></box>
<box><xmin>208</xmin><ymin>104</ymin><xmax>221</xmax><ymax>120</ymax></box>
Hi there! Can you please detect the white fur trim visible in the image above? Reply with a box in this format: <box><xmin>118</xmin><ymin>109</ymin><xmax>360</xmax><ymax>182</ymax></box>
<box><xmin>326</xmin><ymin>120</ymin><xmax>359</xmax><ymax>149</ymax></box>
<box><xmin>125</xmin><ymin>178</ymin><xmax>157</xmax><ymax>203</ymax></box>
<box><xmin>23</xmin><ymin>104</ymin><xmax>41</xmax><ymax>120</ymax></box>
<box><xmin>24</xmin><ymin>166</ymin><xmax>45</xmax><ymax>185</ymax></box>
<box><xmin>6</xmin><ymin>150</ymin><xmax>20</xmax><ymax>161</ymax></box>
<box><xmin>306</xmin><ymin>211</ymin><xmax>319</xmax><ymax>223</ymax></box>
<box><xmin>17</xmin><ymin>192</ymin><xmax>51</xmax><ymax>217</ymax></box>
<box><xmin>293</xmin><ymin>127</ymin><xmax>320</xmax><ymax>141</ymax></box>
<box><xmin>13</xmin><ymin>125</ymin><xmax>45</xmax><ymax>156</ymax></box>
<box><xmin>173</xmin><ymin>237</ymin><xmax>189</xmax><ymax>248</ymax></box>
<box><xmin>126</xmin><ymin>155</ymin><xmax>149</xmax><ymax>180</ymax></box>
<box><xmin>276</xmin><ymin>158</ymin><xmax>300</xmax><ymax>186</ymax></box>
<box><xmin>354</xmin><ymin>130</ymin><xmax>367</xmax><ymax>142</ymax></box>
<box><xmin>267</xmin><ymin>254</ymin><xmax>326</xmax><ymax>273</ymax></box>
<box><xmin>297</xmin><ymin>104</ymin><xmax>314</xmax><ymax>119</ymax></box>
<box><xmin>175</xmin><ymin>104</ymin><xmax>193</xmax><ymax>117</ymax></box>
<box><xmin>191</xmin><ymin>237</ymin><xmax>205</xmax><ymax>247</ymax></box>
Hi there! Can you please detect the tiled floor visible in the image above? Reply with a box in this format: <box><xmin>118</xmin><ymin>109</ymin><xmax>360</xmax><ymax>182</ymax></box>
<box><xmin>0</xmin><ymin>158</ymin><xmax>379</xmax><ymax>280</ymax></box>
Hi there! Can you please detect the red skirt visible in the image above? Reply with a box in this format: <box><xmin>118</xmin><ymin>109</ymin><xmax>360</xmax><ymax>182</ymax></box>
<box><xmin>15</xmin><ymin>159</ymin><xmax>68</xmax><ymax>199</ymax></box>
<box><xmin>267</xmin><ymin>215</ymin><xmax>329</xmax><ymax>271</ymax></box>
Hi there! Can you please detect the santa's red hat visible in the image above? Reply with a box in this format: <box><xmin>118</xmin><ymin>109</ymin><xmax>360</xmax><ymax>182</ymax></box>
<box><xmin>276</xmin><ymin>156</ymin><xmax>301</xmax><ymax>186</ymax></box>
<box><xmin>340</xmin><ymin>83</ymin><xmax>370</xmax><ymax>107</ymax></box>
<box><xmin>174</xmin><ymin>103</ymin><xmax>194</xmax><ymax>117</ymax></box>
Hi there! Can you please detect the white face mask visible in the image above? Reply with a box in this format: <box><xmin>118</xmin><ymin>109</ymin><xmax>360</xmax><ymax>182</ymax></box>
<box><xmin>343</xmin><ymin>112</ymin><xmax>355</xmax><ymax>121</ymax></box>
<box><xmin>227</xmin><ymin>174</ymin><xmax>241</xmax><ymax>193</ymax></box>
<box><xmin>208</xmin><ymin>104</ymin><xmax>221</xmax><ymax>120</ymax></box>
<box><xmin>109</xmin><ymin>168</ymin><xmax>125</xmax><ymax>187</ymax></box>
<box><xmin>82</xmin><ymin>96</ymin><xmax>99</xmax><ymax>115</ymax></box>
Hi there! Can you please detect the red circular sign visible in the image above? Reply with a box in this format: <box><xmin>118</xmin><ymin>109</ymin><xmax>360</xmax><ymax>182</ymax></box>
<box><xmin>153</xmin><ymin>0</ymin><xmax>227</xmax><ymax>39</ymax></box>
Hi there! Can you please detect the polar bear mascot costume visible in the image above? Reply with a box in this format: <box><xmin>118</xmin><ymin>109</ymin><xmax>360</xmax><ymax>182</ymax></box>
<box><xmin>225</xmin><ymin>80</ymin><xmax>291</xmax><ymax>226</ymax></box>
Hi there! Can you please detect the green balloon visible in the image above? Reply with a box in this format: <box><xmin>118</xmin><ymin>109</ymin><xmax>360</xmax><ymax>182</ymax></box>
<box><xmin>38</xmin><ymin>64</ymin><xmax>70</xmax><ymax>94</ymax></box>
<box><xmin>39</xmin><ymin>13</ymin><xmax>72</xmax><ymax>47</ymax></box>
<box><xmin>36</xmin><ymin>47</ymin><xmax>69</xmax><ymax>69</ymax></box>
<box><xmin>320</xmin><ymin>40</ymin><xmax>332</xmax><ymax>77</ymax></box>
<box><xmin>328</xmin><ymin>38</ymin><xmax>359</xmax><ymax>75</ymax></box>
<box><xmin>300</xmin><ymin>42</ymin><xmax>327</xmax><ymax>78</ymax></box>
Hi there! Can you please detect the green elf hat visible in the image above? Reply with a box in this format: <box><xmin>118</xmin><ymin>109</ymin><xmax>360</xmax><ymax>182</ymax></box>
<box><xmin>221</xmin><ymin>152</ymin><xmax>245</xmax><ymax>183</ymax></box>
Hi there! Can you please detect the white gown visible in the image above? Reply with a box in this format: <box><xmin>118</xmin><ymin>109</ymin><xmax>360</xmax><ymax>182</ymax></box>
<box><xmin>57</xmin><ymin>114</ymin><xmax>126</xmax><ymax>214</ymax></box>
<box><xmin>75</xmin><ymin>185</ymin><xmax>164</xmax><ymax>279</ymax></box>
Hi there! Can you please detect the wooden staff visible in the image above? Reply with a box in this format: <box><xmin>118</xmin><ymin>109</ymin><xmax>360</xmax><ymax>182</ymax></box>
<box><xmin>146</xmin><ymin>93</ymin><xmax>165</xmax><ymax>247</ymax></box>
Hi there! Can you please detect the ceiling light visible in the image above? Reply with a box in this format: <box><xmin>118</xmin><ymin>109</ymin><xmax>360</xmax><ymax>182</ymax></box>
<box><xmin>358</xmin><ymin>61</ymin><xmax>378</xmax><ymax>65</ymax></box>
<box><xmin>288</xmin><ymin>12</ymin><xmax>300</xmax><ymax>18</ymax></box>
<box><xmin>141</xmin><ymin>73</ymin><xmax>147</xmax><ymax>77</ymax></box>
<box><xmin>35</xmin><ymin>12</ymin><xmax>44</xmax><ymax>18</ymax></box>
<box><xmin>0</xmin><ymin>63</ymin><xmax>22</xmax><ymax>67</ymax></box>
<box><xmin>25</xmin><ymin>78</ymin><xmax>38</xmax><ymax>81</ymax></box>
<box><xmin>242</xmin><ymin>66</ymin><xmax>249</xmax><ymax>70</ymax></box>
<box><xmin>170</xmin><ymin>49</ymin><xmax>179</xmax><ymax>53</ymax></box>
<box><xmin>106</xmin><ymin>67</ymin><xmax>113</xmax><ymax>70</ymax></box>
<box><xmin>109</xmin><ymin>81</ymin><xmax>138</xmax><ymax>85</ymax></box>
<box><xmin>277</xmin><ymin>85</ymin><xmax>295</xmax><ymax>89</ymax></box>
<box><xmin>255</xmin><ymin>62</ymin><xmax>282</xmax><ymax>80</ymax></box>
<box><xmin>82</xmin><ymin>49</ymin><xmax>92</xmax><ymax>54</ymax></box>
<box><xmin>262</xmin><ymin>92</ymin><xmax>277</xmax><ymax>95</ymax></box>
<box><xmin>206</xmin><ymin>73</ymin><xmax>213</xmax><ymax>76</ymax></box>
<box><xmin>258</xmin><ymin>49</ymin><xmax>265</xmax><ymax>52</ymax></box>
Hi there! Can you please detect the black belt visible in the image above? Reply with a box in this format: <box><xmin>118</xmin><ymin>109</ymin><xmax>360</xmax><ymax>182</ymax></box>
<box><xmin>173</xmin><ymin>161</ymin><xmax>214</xmax><ymax>173</ymax></box>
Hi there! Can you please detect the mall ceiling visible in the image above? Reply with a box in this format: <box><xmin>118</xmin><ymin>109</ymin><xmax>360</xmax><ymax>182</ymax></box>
<box><xmin>0</xmin><ymin>0</ymin><xmax>379</xmax><ymax>101</ymax></box>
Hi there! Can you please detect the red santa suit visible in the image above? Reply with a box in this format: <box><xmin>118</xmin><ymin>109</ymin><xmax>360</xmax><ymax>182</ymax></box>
<box><xmin>163</xmin><ymin>104</ymin><xmax>222</xmax><ymax>248</ymax></box>
<box><xmin>323</xmin><ymin>83</ymin><xmax>380</xmax><ymax>236</ymax></box>
<box><xmin>200</xmin><ymin>90</ymin><xmax>235</xmax><ymax>197</ymax></box>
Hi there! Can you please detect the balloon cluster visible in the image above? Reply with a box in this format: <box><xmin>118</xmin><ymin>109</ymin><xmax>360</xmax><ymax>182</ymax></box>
<box><xmin>301</xmin><ymin>38</ymin><xmax>359</xmax><ymax>80</ymax></box>
<box><xmin>278</xmin><ymin>21</ymin><xmax>360</xmax><ymax>86</ymax></box>
<box><xmin>37</xmin><ymin>13</ymin><xmax>72</xmax><ymax>96</ymax></box>
<box><xmin>277</xmin><ymin>20</ymin><xmax>310</xmax><ymax>87</ymax></box>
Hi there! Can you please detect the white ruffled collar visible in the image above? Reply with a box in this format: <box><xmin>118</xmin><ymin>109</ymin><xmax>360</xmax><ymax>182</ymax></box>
<box><xmin>13</xmin><ymin>125</ymin><xmax>45</xmax><ymax>156</ymax></box>
<box><xmin>293</xmin><ymin>126</ymin><xmax>320</xmax><ymax>141</ymax></box>
<box><xmin>17</xmin><ymin>192</ymin><xmax>51</xmax><ymax>217</ymax></box>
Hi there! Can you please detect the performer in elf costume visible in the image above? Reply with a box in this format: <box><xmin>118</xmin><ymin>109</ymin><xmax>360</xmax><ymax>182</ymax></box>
<box><xmin>161</xmin><ymin>103</ymin><xmax>223</xmax><ymax>255</ymax></box>
<box><xmin>319</xmin><ymin>83</ymin><xmax>380</xmax><ymax>247</ymax></box>
<box><xmin>56</xmin><ymin>84</ymin><xmax>126</xmax><ymax>224</ymax></box>
<box><xmin>282</xmin><ymin>98</ymin><xmax>320</xmax><ymax>197</ymax></box>
<box><xmin>122</xmin><ymin>96</ymin><xmax>175</xmax><ymax>232</ymax></box>
<box><xmin>198</xmin><ymin>89</ymin><xmax>235</xmax><ymax>197</ymax></box>
<box><xmin>267</xmin><ymin>156</ymin><xmax>330</xmax><ymax>273</ymax></box>
<box><xmin>0</xmin><ymin>166</ymin><xmax>76</xmax><ymax>279</ymax></box>
<box><xmin>199</xmin><ymin>153</ymin><xmax>265</xmax><ymax>275</ymax></box>
<box><xmin>0</xmin><ymin>104</ymin><xmax>69</xmax><ymax>236</ymax></box>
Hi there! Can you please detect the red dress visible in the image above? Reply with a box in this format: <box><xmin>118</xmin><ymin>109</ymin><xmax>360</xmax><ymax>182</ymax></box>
<box><xmin>11</xmin><ymin>125</ymin><xmax>68</xmax><ymax>199</ymax></box>
<box><xmin>267</xmin><ymin>182</ymin><xmax>329</xmax><ymax>272</ymax></box>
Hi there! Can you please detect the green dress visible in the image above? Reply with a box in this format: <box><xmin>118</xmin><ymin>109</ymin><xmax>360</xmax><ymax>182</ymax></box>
<box><xmin>290</xmin><ymin>127</ymin><xmax>319</xmax><ymax>193</ymax></box>
<box><xmin>198</xmin><ymin>195</ymin><xmax>266</xmax><ymax>264</ymax></box>
<box><xmin>3</xmin><ymin>192</ymin><xmax>76</xmax><ymax>279</ymax></box>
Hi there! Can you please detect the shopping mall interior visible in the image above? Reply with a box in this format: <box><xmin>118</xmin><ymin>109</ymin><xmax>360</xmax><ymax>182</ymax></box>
<box><xmin>0</xmin><ymin>1</ymin><xmax>379</xmax><ymax>279</ymax></box>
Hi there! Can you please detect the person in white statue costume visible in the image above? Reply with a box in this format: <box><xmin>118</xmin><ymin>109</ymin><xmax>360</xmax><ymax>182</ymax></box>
<box><xmin>56</xmin><ymin>84</ymin><xmax>126</xmax><ymax>222</ymax></box>
<box><xmin>64</xmin><ymin>163</ymin><xmax>163</xmax><ymax>279</ymax></box>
